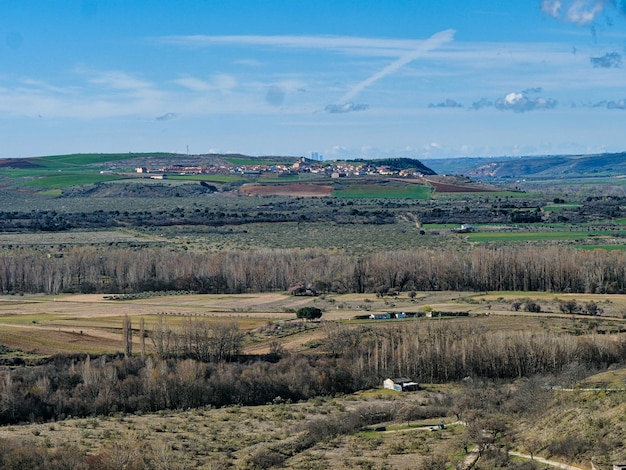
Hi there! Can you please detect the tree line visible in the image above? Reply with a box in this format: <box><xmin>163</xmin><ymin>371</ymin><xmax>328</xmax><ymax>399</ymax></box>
<box><xmin>1</xmin><ymin>244</ymin><xmax>625</xmax><ymax>295</ymax></box>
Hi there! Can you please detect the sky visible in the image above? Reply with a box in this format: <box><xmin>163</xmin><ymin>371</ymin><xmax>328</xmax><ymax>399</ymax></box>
<box><xmin>2</xmin><ymin>0</ymin><xmax>626</xmax><ymax>160</ymax></box>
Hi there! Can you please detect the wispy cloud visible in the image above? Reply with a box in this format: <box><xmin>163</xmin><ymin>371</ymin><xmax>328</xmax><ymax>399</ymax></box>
<box><xmin>323</xmin><ymin>29</ymin><xmax>455</xmax><ymax>114</ymax></box>
<box><xmin>157</xmin><ymin>34</ymin><xmax>450</xmax><ymax>58</ymax></box>
<box><xmin>590</xmin><ymin>51</ymin><xmax>622</xmax><ymax>67</ymax></box>
<box><xmin>470</xmin><ymin>89</ymin><xmax>557</xmax><ymax>112</ymax></box>
<box><xmin>495</xmin><ymin>90</ymin><xmax>557</xmax><ymax>112</ymax></box>
<box><xmin>156</xmin><ymin>112</ymin><xmax>177</xmax><ymax>121</ymax></box>
<box><xmin>339</xmin><ymin>30</ymin><xmax>455</xmax><ymax>103</ymax></box>
<box><xmin>592</xmin><ymin>98</ymin><xmax>626</xmax><ymax>108</ymax></box>
<box><xmin>173</xmin><ymin>77</ymin><xmax>213</xmax><ymax>91</ymax></box>
<box><xmin>325</xmin><ymin>103</ymin><xmax>369</xmax><ymax>113</ymax></box>
<box><xmin>85</xmin><ymin>70</ymin><xmax>154</xmax><ymax>91</ymax></box>
<box><xmin>471</xmin><ymin>98</ymin><xmax>493</xmax><ymax>110</ymax></box>
<box><xmin>429</xmin><ymin>99</ymin><xmax>463</xmax><ymax>108</ymax></box>
<box><xmin>173</xmin><ymin>74</ymin><xmax>237</xmax><ymax>94</ymax></box>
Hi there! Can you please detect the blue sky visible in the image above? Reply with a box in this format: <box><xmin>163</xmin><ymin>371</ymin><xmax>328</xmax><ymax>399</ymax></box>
<box><xmin>2</xmin><ymin>0</ymin><xmax>626</xmax><ymax>159</ymax></box>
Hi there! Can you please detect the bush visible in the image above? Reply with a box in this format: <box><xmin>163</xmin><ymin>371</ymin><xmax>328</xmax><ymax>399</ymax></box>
<box><xmin>523</xmin><ymin>299</ymin><xmax>541</xmax><ymax>313</ymax></box>
<box><xmin>296</xmin><ymin>307</ymin><xmax>323</xmax><ymax>321</ymax></box>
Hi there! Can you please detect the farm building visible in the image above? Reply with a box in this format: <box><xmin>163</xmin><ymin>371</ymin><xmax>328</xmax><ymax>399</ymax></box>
<box><xmin>369</xmin><ymin>313</ymin><xmax>391</xmax><ymax>320</ymax></box>
<box><xmin>383</xmin><ymin>377</ymin><xmax>419</xmax><ymax>392</ymax></box>
<box><xmin>453</xmin><ymin>223</ymin><xmax>476</xmax><ymax>233</ymax></box>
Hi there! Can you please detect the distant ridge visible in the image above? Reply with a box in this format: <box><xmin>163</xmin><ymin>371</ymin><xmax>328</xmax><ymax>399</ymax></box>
<box><xmin>425</xmin><ymin>152</ymin><xmax>626</xmax><ymax>178</ymax></box>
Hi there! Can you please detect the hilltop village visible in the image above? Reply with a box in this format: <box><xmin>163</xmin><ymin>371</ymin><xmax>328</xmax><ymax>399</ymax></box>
<box><xmin>132</xmin><ymin>157</ymin><xmax>434</xmax><ymax>179</ymax></box>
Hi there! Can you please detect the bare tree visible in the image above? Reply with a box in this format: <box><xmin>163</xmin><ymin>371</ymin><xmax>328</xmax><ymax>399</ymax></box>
<box><xmin>123</xmin><ymin>314</ymin><xmax>132</xmax><ymax>357</ymax></box>
<box><xmin>140</xmin><ymin>317</ymin><xmax>146</xmax><ymax>360</ymax></box>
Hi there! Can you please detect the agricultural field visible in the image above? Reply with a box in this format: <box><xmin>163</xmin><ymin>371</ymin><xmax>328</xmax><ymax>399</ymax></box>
<box><xmin>2</xmin><ymin>290</ymin><xmax>626</xmax><ymax>358</ymax></box>
<box><xmin>333</xmin><ymin>183</ymin><xmax>431</xmax><ymax>199</ymax></box>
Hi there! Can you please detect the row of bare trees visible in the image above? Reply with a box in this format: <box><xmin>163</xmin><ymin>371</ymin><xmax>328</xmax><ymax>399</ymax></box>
<box><xmin>323</xmin><ymin>321</ymin><xmax>626</xmax><ymax>383</ymax></box>
<box><xmin>2</xmin><ymin>321</ymin><xmax>623</xmax><ymax>425</ymax></box>
<box><xmin>152</xmin><ymin>317</ymin><xmax>244</xmax><ymax>361</ymax></box>
<box><xmin>1</xmin><ymin>244</ymin><xmax>626</xmax><ymax>294</ymax></box>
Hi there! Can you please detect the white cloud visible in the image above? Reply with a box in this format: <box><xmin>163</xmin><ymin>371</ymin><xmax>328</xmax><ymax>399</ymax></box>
<box><xmin>495</xmin><ymin>90</ymin><xmax>558</xmax><ymax>112</ymax></box>
<box><xmin>542</xmin><ymin>0</ymin><xmax>562</xmax><ymax>18</ymax></box>
<box><xmin>566</xmin><ymin>0</ymin><xmax>607</xmax><ymax>25</ymax></box>
<box><xmin>542</xmin><ymin>0</ymin><xmax>610</xmax><ymax>25</ymax></box>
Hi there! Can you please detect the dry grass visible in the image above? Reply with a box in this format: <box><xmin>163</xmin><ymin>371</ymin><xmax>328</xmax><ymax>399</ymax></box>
<box><xmin>0</xmin><ymin>388</ymin><xmax>457</xmax><ymax>469</ymax></box>
<box><xmin>2</xmin><ymin>290</ymin><xmax>626</xmax><ymax>357</ymax></box>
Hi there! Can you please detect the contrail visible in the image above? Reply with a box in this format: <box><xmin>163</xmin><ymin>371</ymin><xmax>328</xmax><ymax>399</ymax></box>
<box><xmin>339</xmin><ymin>29</ymin><xmax>455</xmax><ymax>103</ymax></box>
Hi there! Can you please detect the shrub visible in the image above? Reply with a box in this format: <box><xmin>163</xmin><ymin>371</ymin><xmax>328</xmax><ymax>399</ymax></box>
<box><xmin>296</xmin><ymin>307</ymin><xmax>323</xmax><ymax>321</ymax></box>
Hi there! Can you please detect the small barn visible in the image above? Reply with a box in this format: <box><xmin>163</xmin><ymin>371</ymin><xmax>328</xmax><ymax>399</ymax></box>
<box><xmin>383</xmin><ymin>377</ymin><xmax>419</xmax><ymax>392</ymax></box>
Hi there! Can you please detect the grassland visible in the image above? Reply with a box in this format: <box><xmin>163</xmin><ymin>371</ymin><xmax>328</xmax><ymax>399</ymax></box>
<box><xmin>23</xmin><ymin>173</ymin><xmax>127</xmax><ymax>189</ymax></box>
<box><xmin>34</xmin><ymin>153</ymin><xmax>168</xmax><ymax>167</ymax></box>
<box><xmin>465</xmin><ymin>230</ymin><xmax>617</xmax><ymax>243</ymax></box>
<box><xmin>333</xmin><ymin>183</ymin><xmax>431</xmax><ymax>199</ymax></box>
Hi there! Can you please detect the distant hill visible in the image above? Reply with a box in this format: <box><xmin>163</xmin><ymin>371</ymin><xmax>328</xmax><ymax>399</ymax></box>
<box><xmin>348</xmin><ymin>157</ymin><xmax>436</xmax><ymax>175</ymax></box>
<box><xmin>424</xmin><ymin>152</ymin><xmax>626</xmax><ymax>179</ymax></box>
<box><xmin>0</xmin><ymin>153</ymin><xmax>436</xmax><ymax>174</ymax></box>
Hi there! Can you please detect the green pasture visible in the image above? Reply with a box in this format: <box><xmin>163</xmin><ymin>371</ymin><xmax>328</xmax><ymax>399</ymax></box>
<box><xmin>1</xmin><ymin>168</ymin><xmax>60</xmax><ymax>178</ymax></box>
<box><xmin>333</xmin><ymin>184</ymin><xmax>430</xmax><ymax>199</ymax></box>
<box><xmin>464</xmin><ymin>230</ymin><xmax>614</xmax><ymax>243</ymax></box>
<box><xmin>431</xmin><ymin>190</ymin><xmax>530</xmax><ymax>200</ymax></box>
<box><xmin>35</xmin><ymin>153</ymin><xmax>166</xmax><ymax>168</ymax></box>
<box><xmin>0</xmin><ymin>313</ymin><xmax>65</xmax><ymax>325</ymax></box>
<box><xmin>23</xmin><ymin>173</ymin><xmax>125</xmax><ymax>188</ymax></box>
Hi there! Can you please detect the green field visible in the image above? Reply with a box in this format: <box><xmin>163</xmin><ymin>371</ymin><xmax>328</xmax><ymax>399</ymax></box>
<box><xmin>166</xmin><ymin>174</ymin><xmax>247</xmax><ymax>183</ymax></box>
<box><xmin>333</xmin><ymin>184</ymin><xmax>431</xmax><ymax>199</ymax></box>
<box><xmin>23</xmin><ymin>173</ymin><xmax>126</xmax><ymax>188</ymax></box>
<box><xmin>35</xmin><ymin>153</ymin><xmax>168</xmax><ymax>167</ymax></box>
<box><xmin>465</xmin><ymin>230</ymin><xmax>616</xmax><ymax>243</ymax></box>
